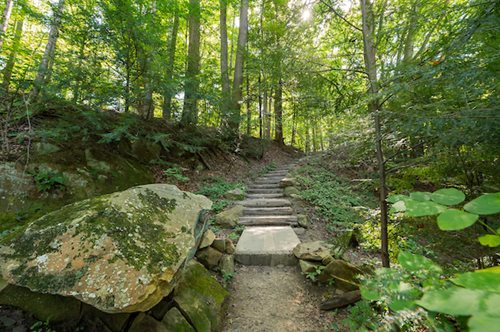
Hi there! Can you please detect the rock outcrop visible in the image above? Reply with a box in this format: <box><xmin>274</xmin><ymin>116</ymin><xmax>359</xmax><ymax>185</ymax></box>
<box><xmin>0</xmin><ymin>184</ymin><xmax>212</xmax><ymax>313</ymax></box>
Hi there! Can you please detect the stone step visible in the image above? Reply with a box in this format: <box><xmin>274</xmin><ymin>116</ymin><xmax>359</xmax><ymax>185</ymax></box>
<box><xmin>239</xmin><ymin>215</ymin><xmax>298</xmax><ymax>226</ymax></box>
<box><xmin>235</xmin><ymin>226</ymin><xmax>300</xmax><ymax>266</ymax></box>
<box><xmin>266</xmin><ymin>171</ymin><xmax>288</xmax><ymax>176</ymax></box>
<box><xmin>244</xmin><ymin>207</ymin><xmax>294</xmax><ymax>216</ymax></box>
<box><xmin>248</xmin><ymin>184</ymin><xmax>281</xmax><ymax>189</ymax></box>
<box><xmin>237</xmin><ymin>199</ymin><xmax>291</xmax><ymax>207</ymax></box>
<box><xmin>246</xmin><ymin>193</ymin><xmax>285</xmax><ymax>199</ymax></box>
<box><xmin>254</xmin><ymin>178</ymin><xmax>284</xmax><ymax>184</ymax></box>
<box><xmin>247</xmin><ymin>188</ymin><xmax>283</xmax><ymax>194</ymax></box>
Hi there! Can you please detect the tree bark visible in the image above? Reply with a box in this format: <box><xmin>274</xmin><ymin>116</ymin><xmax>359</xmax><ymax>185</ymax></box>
<box><xmin>163</xmin><ymin>8</ymin><xmax>179</xmax><ymax>120</ymax></box>
<box><xmin>246</xmin><ymin>69</ymin><xmax>251</xmax><ymax>135</ymax></box>
<box><xmin>219</xmin><ymin>0</ymin><xmax>230</xmax><ymax>125</ymax></box>
<box><xmin>274</xmin><ymin>78</ymin><xmax>284</xmax><ymax>143</ymax></box>
<box><xmin>0</xmin><ymin>0</ymin><xmax>14</xmax><ymax>52</ymax></box>
<box><xmin>360</xmin><ymin>0</ymin><xmax>390</xmax><ymax>268</ymax></box>
<box><xmin>182</xmin><ymin>0</ymin><xmax>201</xmax><ymax>125</ymax></box>
<box><xmin>402</xmin><ymin>0</ymin><xmax>418</xmax><ymax>62</ymax></box>
<box><xmin>31</xmin><ymin>0</ymin><xmax>65</xmax><ymax>99</ymax></box>
<box><xmin>2</xmin><ymin>17</ymin><xmax>22</xmax><ymax>91</ymax></box>
<box><xmin>228</xmin><ymin>0</ymin><xmax>249</xmax><ymax>137</ymax></box>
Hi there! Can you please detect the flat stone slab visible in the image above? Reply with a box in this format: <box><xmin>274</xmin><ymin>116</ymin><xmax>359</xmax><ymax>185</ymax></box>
<box><xmin>235</xmin><ymin>226</ymin><xmax>300</xmax><ymax>266</ymax></box>
<box><xmin>237</xmin><ymin>199</ymin><xmax>291</xmax><ymax>207</ymax></box>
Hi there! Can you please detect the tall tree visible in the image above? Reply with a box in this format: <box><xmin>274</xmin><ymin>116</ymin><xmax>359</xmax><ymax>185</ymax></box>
<box><xmin>182</xmin><ymin>0</ymin><xmax>201</xmax><ymax>125</ymax></box>
<box><xmin>0</xmin><ymin>0</ymin><xmax>14</xmax><ymax>51</ymax></box>
<box><xmin>31</xmin><ymin>0</ymin><xmax>65</xmax><ymax>98</ymax></box>
<box><xmin>2</xmin><ymin>16</ymin><xmax>22</xmax><ymax>91</ymax></box>
<box><xmin>360</xmin><ymin>0</ymin><xmax>390</xmax><ymax>268</ymax></box>
<box><xmin>162</xmin><ymin>5</ymin><xmax>180</xmax><ymax>120</ymax></box>
<box><xmin>228</xmin><ymin>0</ymin><xmax>249</xmax><ymax>136</ymax></box>
<box><xmin>219</xmin><ymin>0</ymin><xmax>230</xmax><ymax>125</ymax></box>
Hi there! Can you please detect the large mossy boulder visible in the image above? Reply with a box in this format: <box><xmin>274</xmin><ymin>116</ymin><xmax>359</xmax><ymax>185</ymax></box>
<box><xmin>173</xmin><ymin>261</ymin><xmax>229</xmax><ymax>332</ymax></box>
<box><xmin>318</xmin><ymin>259</ymin><xmax>365</xmax><ymax>291</ymax></box>
<box><xmin>0</xmin><ymin>184</ymin><xmax>212</xmax><ymax>313</ymax></box>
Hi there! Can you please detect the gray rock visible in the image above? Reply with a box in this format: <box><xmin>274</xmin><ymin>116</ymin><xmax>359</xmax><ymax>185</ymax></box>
<box><xmin>284</xmin><ymin>186</ymin><xmax>300</xmax><ymax>197</ymax></box>
<box><xmin>225</xmin><ymin>239</ymin><xmax>236</xmax><ymax>254</ymax></box>
<box><xmin>279</xmin><ymin>178</ymin><xmax>297</xmax><ymax>188</ymax></box>
<box><xmin>293</xmin><ymin>227</ymin><xmax>306</xmax><ymax>235</ymax></box>
<box><xmin>293</xmin><ymin>241</ymin><xmax>333</xmax><ymax>261</ymax></box>
<box><xmin>318</xmin><ymin>259</ymin><xmax>365</xmax><ymax>291</ymax></box>
<box><xmin>224</xmin><ymin>188</ymin><xmax>245</xmax><ymax>201</ymax></box>
<box><xmin>33</xmin><ymin>142</ymin><xmax>60</xmax><ymax>156</ymax></box>
<box><xmin>219</xmin><ymin>255</ymin><xmax>235</xmax><ymax>275</ymax></box>
<box><xmin>299</xmin><ymin>260</ymin><xmax>322</xmax><ymax>274</ymax></box>
<box><xmin>0</xmin><ymin>184</ymin><xmax>212</xmax><ymax>313</ymax></box>
<box><xmin>215</xmin><ymin>205</ymin><xmax>244</xmax><ymax>228</ymax></box>
<box><xmin>199</xmin><ymin>230</ymin><xmax>216</xmax><ymax>249</ymax></box>
<box><xmin>297</xmin><ymin>214</ymin><xmax>309</xmax><ymax>228</ymax></box>
<box><xmin>161</xmin><ymin>307</ymin><xmax>195</xmax><ymax>332</ymax></box>
<box><xmin>196</xmin><ymin>247</ymin><xmax>224</xmax><ymax>270</ymax></box>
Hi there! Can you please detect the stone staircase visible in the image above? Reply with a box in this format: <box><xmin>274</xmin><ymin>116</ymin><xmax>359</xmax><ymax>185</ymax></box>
<box><xmin>234</xmin><ymin>164</ymin><xmax>301</xmax><ymax>266</ymax></box>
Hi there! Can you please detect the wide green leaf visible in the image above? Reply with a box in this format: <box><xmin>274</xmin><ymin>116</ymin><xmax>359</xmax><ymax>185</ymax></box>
<box><xmin>398</xmin><ymin>251</ymin><xmax>442</xmax><ymax>274</ymax></box>
<box><xmin>437</xmin><ymin>209</ymin><xmax>479</xmax><ymax>230</ymax></box>
<box><xmin>452</xmin><ymin>272</ymin><xmax>500</xmax><ymax>292</ymax></box>
<box><xmin>410</xmin><ymin>191</ymin><xmax>432</xmax><ymax>202</ymax></box>
<box><xmin>390</xmin><ymin>200</ymin><xmax>407</xmax><ymax>213</ymax></box>
<box><xmin>478</xmin><ymin>234</ymin><xmax>500</xmax><ymax>247</ymax></box>
<box><xmin>417</xmin><ymin>287</ymin><xmax>500</xmax><ymax>317</ymax></box>
<box><xmin>360</xmin><ymin>286</ymin><xmax>381</xmax><ymax>301</ymax></box>
<box><xmin>387</xmin><ymin>194</ymin><xmax>409</xmax><ymax>204</ymax></box>
<box><xmin>431</xmin><ymin>188</ymin><xmax>465</xmax><ymax>206</ymax></box>
<box><xmin>464</xmin><ymin>193</ymin><xmax>500</xmax><ymax>215</ymax></box>
<box><xmin>406</xmin><ymin>200</ymin><xmax>447</xmax><ymax>217</ymax></box>
<box><xmin>468</xmin><ymin>314</ymin><xmax>500</xmax><ymax>332</ymax></box>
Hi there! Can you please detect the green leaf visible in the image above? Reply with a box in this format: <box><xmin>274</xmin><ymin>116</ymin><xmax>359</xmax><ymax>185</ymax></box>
<box><xmin>437</xmin><ymin>209</ymin><xmax>479</xmax><ymax>231</ymax></box>
<box><xmin>452</xmin><ymin>272</ymin><xmax>500</xmax><ymax>292</ymax></box>
<box><xmin>417</xmin><ymin>287</ymin><xmax>500</xmax><ymax>317</ymax></box>
<box><xmin>360</xmin><ymin>286</ymin><xmax>381</xmax><ymax>301</ymax></box>
<box><xmin>468</xmin><ymin>314</ymin><xmax>500</xmax><ymax>332</ymax></box>
<box><xmin>464</xmin><ymin>193</ymin><xmax>500</xmax><ymax>215</ymax></box>
<box><xmin>387</xmin><ymin>194</ymin><xmax>408</xmax><ymax>203</ymax></box>
<box><xmin>478</xmin><ymin>235</ymin><xmax>500</xmax><ymax>247</ymax></box>
<box><xmin>390</xmin><ymin>200</ymin><xmax>407</xmax><ymax>213</ymax></box>
<box><xmin>389</xmin><ymin>299</ymin><xmax>416</xmax><ymax>311</ymax></box>
<box><xmin>431</xmin><ymin>188</ymin><xmax>465</xmax><ymax>206</ymax></box>
<box><xmin>398</xmin><ymin>251</ymin><xmax>442</xmax><ymax>274</ymax></box>
<box><xmin>410</xmin><ymin>191</ymin><xmax>432</xmax><ymax>202</ymax></box>
<box><xmin>477</xmin><ymin>266</ymin><xmax>500</xmax><ymax>274</ymax></box>
<box><xmin>406</xmin><ymin>200</ymin><xmax>447</xmax><ymax>217</ymax></box>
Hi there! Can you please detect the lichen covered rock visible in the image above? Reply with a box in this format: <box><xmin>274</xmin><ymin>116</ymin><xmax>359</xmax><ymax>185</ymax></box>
<box><xmin>214</xmin><ymin>205</ymin><xmax>244</xmax><ymax>228</ymax></box>
<box><xmin>0</xmin><ymin>184</ymin><xmax>212</xmax><ymax>313</ymax></box>
<box><xmin>293</xmin><ymin>241</ymin><xmax>333</xmax><ymax>261</ymax></box>
<box><xmin>173</xmin><ymin>261</ymin><xmax>229</xmax><ymax>332</ymax></box>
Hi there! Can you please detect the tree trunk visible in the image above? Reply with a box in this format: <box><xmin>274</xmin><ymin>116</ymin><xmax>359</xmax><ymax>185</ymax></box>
<box><xmin>403</xmin><ymin>0</ymin><xmax>417</xmax><ymax>62</ymax></box>
<box><xmin>246</xmin><ymin>70</ymin><xmax>251</xmax><ymax>135</ymax></box>
<box><xmin>163</xmin><ymin>9</ymin><xmax>179</xmax><ymax>120</ymax></box>
<box><xmin>360</xmin><ymin>0</ymin><xmax>390</xmax><ymax>268</ymax></box>
<box><xmin>2</xmin><ymin>17</ymin><xmax>22</xmax><ymax>91</ymax></box>
<box><xmin>72</xmin><ymin>35</ymin><xmax>87</xmax><ymax>103</ymax></box>
<box><xmin>274</xmin><ymin>78</ymin><xmax>284</xmax><ymax>144</ymax></box>
<box><xmin>31</xmin><ymin>0</ymin><xmax>65</xmax><ymax>98</ymax></box>
<box><xmin>0</xmin><ymin>0</ymin><xmax>14</xmax><ymax>52</ymax></box>
<box><xmin>258</xmin><ymin>73</ymin><xmax>263</xmax><ymax>138</ymax></box>
<box><xmin>182</xmin><ymin>0</ymin><xmax>201</xmax><ymax>125</ymax></box>
<box><xmin>291</xmin><ymin>103</ymin><xmax>296</xmax><ymax>145</ymax></box>
<box><xmin>219</xmin><ymin>0</ymin><xmax>230</xmax><ymax>125</ymax></box>
<box><xmin>228</xmin><ymin>0</ymin><xmax>249</xmax><ymax>137</ymax></box>
<box><xmin>305</xmin><ymin>119</ymin><xmax>310</xmax><ymax>154</ymax></box>
<box><xmin>263</xmin><ymin>89</ymin><xmax>268</xmax><ymax>138</ymax></box>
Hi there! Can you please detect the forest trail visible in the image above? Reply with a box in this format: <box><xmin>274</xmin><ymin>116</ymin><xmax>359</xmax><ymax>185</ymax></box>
<box><xmin>222</xmin><ymin>164</ymin><xmax>332</xmax><ymax>331</ymax></box>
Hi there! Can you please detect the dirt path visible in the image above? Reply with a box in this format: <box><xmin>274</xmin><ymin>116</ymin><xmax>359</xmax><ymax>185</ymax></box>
<box><xmin>222</xmin><ymin>265</ymin><xmax>334</xmax><ymax>332</ymax></box>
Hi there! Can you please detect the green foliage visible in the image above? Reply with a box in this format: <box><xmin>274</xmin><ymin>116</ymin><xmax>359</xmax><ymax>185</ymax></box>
<box><xmin>356</xmin><ymin>252</ymin><xmax>500</xmax><ymax>331</ymax></box>
<box><xmin>163</xmin><ymin>167</ymin><xmax>189</xmax><ymax>182</ymax></box>
<box><xmin>31</xmin><ymin>168</ymin><xmax>66</xmax><ymax>192</ymax></box>
<box><xmin>196</xmin><ymin>177</ymin><xmax>245</xmax><ymax>211</ymax></box>
<box><xmin>222</xmin><ymin>271</ymin><xmax>233</xmax><ymax>282</ymax></box>
<box><xmin>304</xmin><ymin>265</ymin><xmax>325</xmax><ymax>282</ymax></box>
<box><xmin>295</xmin><ymin>163</ymin><xmax>375</xmax><ymax>231</ymax></box>
<box><xmin>30</xmin><ymin>320</ymin><xmax>55</xmax><ymax>332</ymax></box>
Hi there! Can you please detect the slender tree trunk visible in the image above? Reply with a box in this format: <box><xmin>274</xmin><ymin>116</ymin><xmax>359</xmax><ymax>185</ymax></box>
<box><xmin>403</xmin><ymin>0</ymin><xmax>417</xmax><ymax>62</ymax></box>
<box><xmin>274</xmin><ymin>78</ymin><xmax>284</xmax><ymax>143</ymax></box>
<box><xmin>263</xmin><ymin>89</ymin><xmax>268</xmax><ymax>138</ymax></box>
<box><xmin>305</xmin><ymin>119</ymin><xmax>310</xmax><ymax>154</ymax></box>
<box><xmin>31</xmin><ymin>0</ymin><xmax>64</xmax><ymax>98</ymax></box>
<box><xmin>2</xmin><ymin>17</ymin><xmax>22</xmax><ymax>91</ymax></box>
<box><xmin>182</xmin><ymin>0</ymin><xmax>201</xmax><ymax>125</ymax></box>
<box><xmin>219</xmin><ymin>0</ymin><xmax>230</xmax><ymax>124</ymax></box>
<box><xmin>258</xmin><ymin>73</ymin><xmax>263</xmax><ymax>138</ymax></box>
<box><xmin>72</xmin><ymin>35</ymin><xmax>87</xmax><ymax>103</ymax></box>
<box><xmin>266</xmin><ymin>91</ymin><xmax>272</xmax><ymax>138</ymax></box>
<box><xmin>312</xmin><ymin>121</ymin><xmax>317</xmax><ymax>152</ymax></box>
<box><xmin>0</xmin><ymin>0</ymin><xmax>14</xmax><ymax>52</ymax></box>
<box><xmin>228</xmin><ymin>0</ymin><xmax>248</xmax><ymax>137</ymax></box>
<box><xmin>360</xmin><ymin>0</ymin><xmax>390</xmax><ymax>268</ymax></box>
<box><xmin>163</xmin><ymin>9</ymin><xmax>179</xmax><ymax>120</ymax></box>
<box><xmin>246</xmin><ymin>71</ymin><xmax>251</xmax><ymax>135</ymax></box>
<box><xmin>141</xmin><ymin>1</ymin><xmax>157</xmax><ymax>119</ymax></box>
<box><xmin>291</xmin><ymin>103</ymin><xmax>296</xmax><ymax>145</ymax></box>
